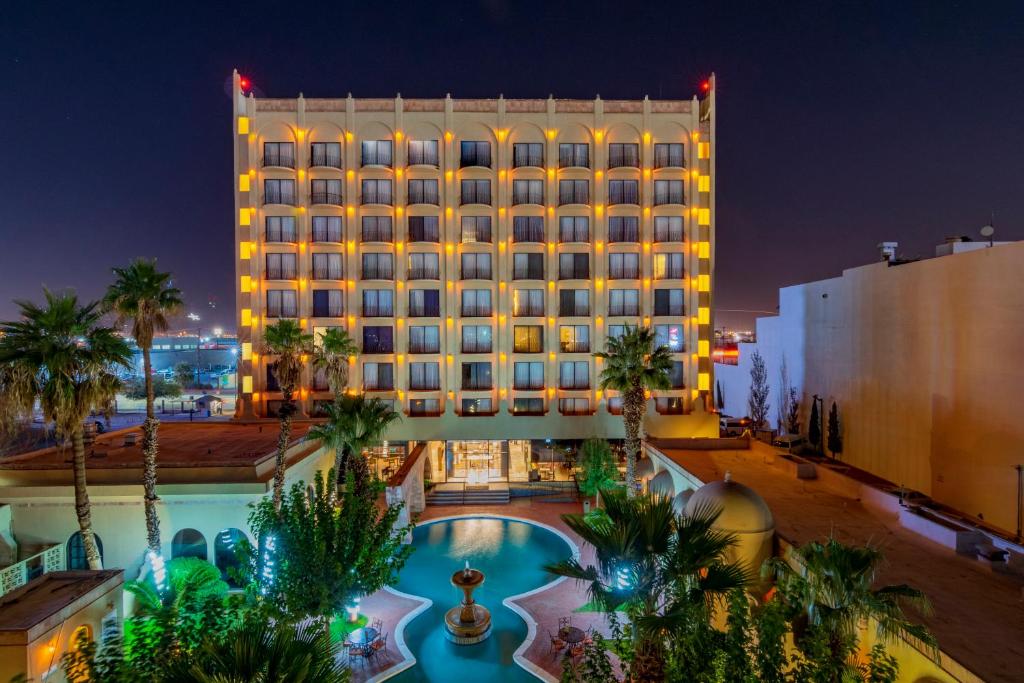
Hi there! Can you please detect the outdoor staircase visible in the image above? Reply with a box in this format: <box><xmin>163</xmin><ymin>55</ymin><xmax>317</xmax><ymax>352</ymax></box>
<box><xmin>426</xmin><ymin>484</ymin><xmax>511</xmax><ymax>506</ymax></box>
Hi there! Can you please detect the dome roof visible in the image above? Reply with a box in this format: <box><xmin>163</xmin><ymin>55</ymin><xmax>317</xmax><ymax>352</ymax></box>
<box><xmin>635</xmin><ymin>458</ymin><xmax>655</xmax><ymax>479</ymax></box>
<box><xmin>672</xmin><ymin>489</ymin><xmax>695</xmax><ymax>515</ymax></box>
<box><xmin>684</xmin><ymin>472</ymin><xmax>774</xmax><ymax>534</ymax></box>
<box><xmin>649</xmin><ymin>470</ymin><xmax>675</xmax><ymax>497</ymax></box>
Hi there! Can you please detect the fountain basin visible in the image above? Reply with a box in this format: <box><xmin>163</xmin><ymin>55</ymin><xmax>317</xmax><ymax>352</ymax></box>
<box><xmin>445</xmin><ymin>566</ymin><xmax>492</xmax><ymax>644</ymax></box>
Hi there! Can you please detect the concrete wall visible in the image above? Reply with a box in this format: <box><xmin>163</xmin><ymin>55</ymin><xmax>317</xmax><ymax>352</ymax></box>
<box><xmin>716</xmin><ymin>243</ymin><xmax>1024</xmax><ymax>533</ymax></box>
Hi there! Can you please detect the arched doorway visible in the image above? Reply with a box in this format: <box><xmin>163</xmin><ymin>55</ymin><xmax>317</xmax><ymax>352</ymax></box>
<box><xmin>214</xmin><ymin>528</ymin><xmax>247</xmax><ymax>587</ymax></box>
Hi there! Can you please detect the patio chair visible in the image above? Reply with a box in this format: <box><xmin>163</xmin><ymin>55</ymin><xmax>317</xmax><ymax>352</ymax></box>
<box><xmin>548</xmin><ymin>630</ymin><xmax>567</xmax><ymax>655</ymax></box>
<box><xmin>347</xmin><ymin>643</ymin><xmax>368</xmax><ymax>665</ymax></box>
<box><xmin>371</xmin><ymin>632</ymin><xmax>389</xmax><ymax>659</ymax></box>
<box><xmin>371</xmin><ymin>618</ymin><xmax>384</xmax><ymax>633</ymax></box>
<box><xmin>570</xmin><ymin>643</ymin><xmax>585</xmax><ymax>658</ymax></box>
<box><xmin>558</xmin><ymin>616</ymin><xmax>572</xmax><ymax>630</ymax></box>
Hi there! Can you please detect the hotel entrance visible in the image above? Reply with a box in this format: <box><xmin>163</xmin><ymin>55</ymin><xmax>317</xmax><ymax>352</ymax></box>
<box><xmin>436</xmin><ymin>440</ymin><xmax>533</xmax><ymax>484</ymax></box>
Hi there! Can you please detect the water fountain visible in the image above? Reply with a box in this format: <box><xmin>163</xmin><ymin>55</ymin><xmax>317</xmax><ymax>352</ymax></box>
<box><xmin>444</xmin><ymin>560</ymin><xmax>492</xmax><ymax>644</ymax></box>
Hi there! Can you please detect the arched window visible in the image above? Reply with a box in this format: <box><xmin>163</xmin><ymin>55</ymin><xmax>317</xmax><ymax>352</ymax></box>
<box><xmin>214</xmin><ymin>528</ymin><xmax>247</xmax><ymax>587</ymax></box>
<box><xmin>171</xmin><ymin>528</ymin><xmax>208</xmax><ymax>561</ymax></box>
<box><xmin>66</xmin><ymin>532</ymin><xmax>103</xmax><ymax>570</ymax></box>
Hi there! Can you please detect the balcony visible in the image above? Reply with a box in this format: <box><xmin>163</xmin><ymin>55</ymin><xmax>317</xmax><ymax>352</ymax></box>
<box><xmin>409</xmin><ymin>343</ymin><xmax>440</xmax><ymax>354</ymax></box>
<box><xmin>310</xmin><ymin>151</ymin><xmax>342</xmax><ymax>169</ymax></box>
<box><xmin>310</xmin><ymin>191</ymin><xmax>343</xmax><ymax>206</ymax></box>
<box><xmin>262</xmin><ymin>154</ymin><xmax>295</xmax><ymax>169</ymax></box>
<box><xmin>0</xmin><ymin>544</ymin><xmax>64</xmax><ymax>598</ymax></box>
<box><xmin>559</xmin><ymin>341</ymin><xmax>590</xmax><ymax>353</ymax></box>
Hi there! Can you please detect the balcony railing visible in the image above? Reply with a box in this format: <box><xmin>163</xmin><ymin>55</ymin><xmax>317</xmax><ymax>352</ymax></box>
<box><xmin>262</xmin><ymin>154</ymin><xmax>295</xmax><ymax>169</ymax></box>
<box><xmin>310</xmin><ymin>151</ymin><xmax>342</xmax><ymax>168</ymax></box>
<box><xmin>609</xmin><ymin>304</ymin><xmax>640</xmax><ymax>317</ymax></box>
<box><xmin>0</xmin><ymin>544</ymin><xmax>64</xmax><ymax>598</ymax></box>
<box><xmin>559</xmin><ymin>341</ymin><xmax>591</xmax><ymax>353</ymax></box>
<box><xmin>311</xmin><ymin>191</ymin><xmax>343</xmax><ymax>206</ymax></box>
<box><xmin>409</xmin><ymin>343</ymin><xmax>440</xmax><ymax>354</ymax></box>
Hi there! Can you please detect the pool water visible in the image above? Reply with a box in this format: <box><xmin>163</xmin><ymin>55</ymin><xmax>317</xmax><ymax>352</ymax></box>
<box><xmin>391</xmin><ymin>517</ymin><xmax>573</xmax><ymax>682</ymax></box>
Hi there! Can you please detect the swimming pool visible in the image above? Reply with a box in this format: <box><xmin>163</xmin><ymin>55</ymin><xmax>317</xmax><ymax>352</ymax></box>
<box><xmin>390</xmin><ymin>516</ymin><xmax>575</xmax><ymax>682</ymax></box>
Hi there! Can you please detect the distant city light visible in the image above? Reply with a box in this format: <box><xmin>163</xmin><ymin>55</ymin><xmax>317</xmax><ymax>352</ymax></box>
<box><xmin>213</xmin><ymin>327</ymin><xmax>223</xmax><ymax>337</ymax></box>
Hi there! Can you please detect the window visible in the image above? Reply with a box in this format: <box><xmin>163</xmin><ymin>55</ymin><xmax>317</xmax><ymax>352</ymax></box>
<box><xmin>408</xmin><ymin>139</ymin><xmax>439</xmax><ymax>166</ymax></box>
<box><xmin>408</xmin><ymin>289</ymin><xmax>440</xmax><ymax>317</ymax></box>
<box><xmin>408</xmin><ymin>179</ymin><xmax>440</xmax><ymax>205</ymax></box>
<box><xmin>462</xmin><ymin>398</ymin><xmax>493</xmax><ymax>414</ymax></box>
<box><xmin>263</xmin><ymin>141</ymin><xmax>295</xmax><ymax>168</ymax></box>
<box><xmin>312</xmin><ymin>215</ymin><xmax>342</xmax><ymax>242</ymax></box>
<box><xmin>461</xmin><ymin>216</ymin><xmax>492</xmax><ymax>243</ymax></box>
<box><xmin>654</xmin><ymin>289</ymin><xmax>685</xmax><ymax>316</ymax></box>
<box><xmin>654</xmin><ymin>180</ymin><xmax>685</xmax><ymax>205</ymax></box>
<box><xmin>461</xmin><ymin>289</ymin><xmax>492</xmax><ymax>316</ymax></box>
<box><xmin>608</xmin><ymin>323</ymin><xmax>636</xmax><ymax>340</ymax></box>
<box><xmin>654</xmin><ymin>216</ymin><xmax>684</xmax><ymax>242</ymax></box>
<box><xmin>264</xmin><ymin>179</ymin><xmax>296</xmax><ymax>205</ymax></box>
<box><xmin>266</xmin><ymin>216</ymin><xmax>297</xmax><ymax>242</ymax></box>
<box><xmin>361</xmin><ymin>140</ymin><xmax>393</xmax><ymax>167</ymax></box>
<box><xmin>361</xmin><ymin>179</ymin><xmax>393</xmax><ymax>205</ymax></box>
<box><xmin>461</xmin><ymin>253</ymin><xmax>492</xmax><ymax>280</ymax></box>
<box><xmin>363</xmin><ymin>362</ymin><xmax>395</xmax><ymax>390</ymax></box>
<box><xmin>608</xmin><ymin>179</ymin><xmax>639</xmax><ymax>205</ymax></box>
<box><xmin>408</xmin><ymin>252</ymin><xmax>440</xmax><ymax>279</ymax></box>
<box><xmin>265</xmin><ymin>253</ymin><xmax>297</xmax><ymax>280</ymax></box>
<box><xmin>310</xmin><ymin>142</ymin><xmax>342</xmax><ymax>168</ymax></box>
<box><xmin>512</xmin><ymin>179</ymin><xmax>544</xmax><ymax>205</ymax></box>
<box><xmin>361</xmin><ymin>215</ymin><xmax>393</xmax><ymax>242</ymax></box>
<box><xmin>66</xmin><ymin>532</ymin><xmax>103</xmax><ymax>570</ymax></box>
<box><xmin>410</xmin><ymin>398</ymin><xmax>441</xmax><ymax>416</ymax></box>
<box><xmin>559</xmin><ymin>361</ymin><xmax>590</xmax><ymax>389</ymax></box>
<box><xmin>559</xmin><ymin>325</ymin><xmax>590</xmax><ymax>353</ymax></box>
<box><xmin>609</xmin><ymin>253</ymin><xmax>640</xmax><ymax>279</ymax></box>
<box><xmin>608</xmin><ymin>216</ymin><xmax>639</xmax><ymax>243</ymax></box>
<box><xmin>609</xmin><ymin>289</ymin><xmax>640</xmax><ymax>316</ymax></box>
<box><xmin>558</xmin><ymin>179</ymin><xmax>589</xmax><ymax>205</ymax></box>
<box><xmin>361</xmin><ymin>253</ymin><xmax>394</xmax><ymax>280</ymax></box>
<box><xmin>513</xmin><ymin>253</ymin><xmax>545</xmax><ymax>280</ymax></box>
<box><xmin>654</xmin><ymin>253</ymin><xmax>685</xmax><ymax>279</ymax></box>
<box><xmin>559</xmin><ymin>143</ymin><xmax>589</xmax><ymax>168</ymax></box>
<box><xmin>654</xmin><ymin>324</ymin><xmax>684</xmax><ymax>351</ymax></box>
<box><xmin>266</xmin><ymin>290</ymin><xmax>297</xmax><ymax>318</ymax></box>
<box><xmin>312</xmin><ymin>253</ymin><xmax>343</xmax><ymax>280</ymax></box>
<box><xmin>461</xmin><ymin>325</ymin><xmax>492</xmax><ymax>353</ymax></box>
<box><xmin>559</xmin><ymin>289</ymin><xmax>589</xmax><ymax>316</ymax></box>
<box><xmin>214</xmin><ymin>529</ymin><xmax>246</xmax><ymax>585</ymax></box>
<box><xmin>654</xmin><ymin>143</ymin><xmax>685</xmax><ymax>169</ymax></box>
<box><xmin>460</xmin><ymin>179</ymin><xmax>491</xmax><ymax>205</ymax></box>
<box><xmin>460</xmin><ymin>140</ymin><xmax>491</xmax><ymax>168</ymax></box>
<box><xmin>266</xmin><ymin>364</ymin><xmax>280</xmax><ymax>392</ymax></box>
<box><xmin>312</xmin><ymin>289</ymin><xmax>343</xmax><ymax>317</ymax></box>
<box><xmin>513</xmin><ymin>142</ymin><xmax>544</xmax><ymax>168</ymax></box>
<box><xmin>362</xmin><ymin>326</ymin><xmax>394</xmax><ymax>354</ymax></box>
<box><xmin>409</xmin><ymin>362</ymin><xmax>440</xmax><ymax>390</ymax></box>
<box><xmin>409</xmin><ymin>325</ymin><xmax>440</xmax><ymax>353</ymax></box>
<box><xmin>513</xmin><ymin>216</ymin><xmax>545</xmax><ymax>242</ymax></box>
<box><xmin>408</xmin><ymin>215</ymin><xmax>440</xmax><ymax>242</ymax></box>
<box><xmin>512</xmin><ymin>289</ymin><xmax>544</xmax><ymax>317</ymax></box>
<box><xmin>608</xmin><ymin>143</ymin><xmax>639</xmax><ymax>168</ymax></box>
<box><xmin>559</xmin><ymin>216</ymin><xmax>589</xmax><ymax>243</ymax></box>
<box><xmin>670</xmin><ymin>361</ymin><xmax>686</xmax><ymax>388</ymax></box>
<box><xmin>513</xmin><ymin>397</ymin><xmax>545</xmax><ymax>414</ymax></box>
<box><xmin>559</xmin><ymin>397</ymin><xmax>591</xmax><ymax>415</ymax></box>
<box><xmin>513</xmin><ymin>325</ymin><xmax>544</xmax><ymax>353</ymax></box>
<box><xmin>362</xmin><ymin>289</ymin><xmax>394</xmax><ymax>317</ymax></box>
<box><xmin>559</xmin><ymin>253</ymin><xmax>590</xmax><ymax>280</ymax></box>
<box><xmin>311</xmin><ymin>178</ymin><xmax>342</xmax><ymax>205</ymax></box>
<box><xmin>656</xmin><ymin>397</ymin><xmax>685</xmax><ymax>414</ymax></box>
<box><xmin>461</xmin><ymin>362</ymin><xmax>492</xmax><ymax>390</ymax></box>
<box><xmin>513</xmin><ymin>362</ymin><xmax>544</xmax><ymax>390</ymax></box>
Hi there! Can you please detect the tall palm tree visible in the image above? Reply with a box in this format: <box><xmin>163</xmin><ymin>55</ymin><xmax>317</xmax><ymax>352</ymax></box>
<box><xmin>546</xmin><ymin>489</ymin><xmax>747</xmax><ymax>682</ymax></box>
<box><xmin>594</xmin><ymin>326</ymin><xmax>673</xmax><ymax>495</ymax></box>
<box><xmin>103</xmin><ymin>258</ymin><xmax>183</xmax><ymax>558</ymax></box>
<box><xmin>766</xmin><ymin>536</ymin><xmax>936</xmax><ymax>680</ymax></box>
<box><xmin>308</xmin><ymin>395</ymin><xmax>401</xmax><ymax>500</ymax></box>
<box><xmin>261</xmin><ymin>319</ymin><xmax>313</xmax><ymax>510</ymax></box>
<box><xmin>0</xmin><ymin>290</ymin><xmax>131</xmax><ymax>569</ymax></box>
<box><xmin>311</xmin><ymin>327</ymin><xmax>358</xmax><ymax>402</ymax></box>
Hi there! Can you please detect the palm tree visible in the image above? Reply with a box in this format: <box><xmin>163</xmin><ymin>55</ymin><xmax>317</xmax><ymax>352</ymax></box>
<box><xmin>766</xmin><ymin>536</ymin><xmax>936</xmax><ymax>680</ymax></box>
<box><xmin>594</xmin><ymin>326</ymin><xmax>673</xmax><ymax>496</ymax></box>
<box><xmin>308</xmin><ymin>395</ymin><xmax>401</xmax><ymax>499</ymax></box>
<box><xmin>312</xmin><ymin>328</ymin><xmax>358</xmax><ymax>402</ymax></box>
<box><xmin>546</xmin><ymin>489</ymin><xmax>747</xmax><ymax>681</ymax></box>
<box><xmin>0</xmin><ymin>291</ymin><xmax>131</xmax><ymax>569</ymax></box>
<box><xmin>103</xmin><ymin>258</ymin><xmax>183</xmax><ymax>558</ymax></box>
<box><xmin>261</xmin><ymin>320</ymin><xmax>314</xmax><ymax>511</ymax></box>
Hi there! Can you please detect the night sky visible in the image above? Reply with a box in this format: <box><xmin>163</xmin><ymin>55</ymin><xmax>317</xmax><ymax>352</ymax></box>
<box><xmin>2</xmin><ymin>1</ymin><xmax>1022</xmax><ymax>331</ymax></box>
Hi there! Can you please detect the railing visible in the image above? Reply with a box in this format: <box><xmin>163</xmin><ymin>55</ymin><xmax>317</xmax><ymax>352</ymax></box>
<box><xmin>559</xmin><ymin>342</ymin><xmax>591</xmax><ymax>353</ymax></box>
<box><xmin>262</xmin><ymin>155</ymin><xmax>295</xmax><ymax>168</ymax></box>
<box><xmin>560</xmin><ymin>307</ymin><xmax>590</xmax><ymax>317</ymax></box>
<box><xmin>310</xmin><ymin>152</ymin><xmax>342</xmax><ymax>168</ymax></box>
<box><xmin>311</xmin><ymin>191</ymin><xmax>343</xmax><ymax>206</ymax></box>
<box><xmin>409</xmin><ymin>344</ymin><xmax>440</xmax><ymax>354</ymax></box>
<box><xmin>609</xmin><ymin>305</ymin><xmax>640</xmax><ymax>316</ymax></box>
<box><xmin>0</xmin><ymin>545</ymin><xmax>64</xmax><ymax>598</ymax></box>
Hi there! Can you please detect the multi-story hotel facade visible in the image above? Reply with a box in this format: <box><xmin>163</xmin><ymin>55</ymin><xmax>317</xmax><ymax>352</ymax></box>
<box><xmin>231</xmin><ymin>71</ymin><xmax>718</xmax><ymax>480</ymax></box>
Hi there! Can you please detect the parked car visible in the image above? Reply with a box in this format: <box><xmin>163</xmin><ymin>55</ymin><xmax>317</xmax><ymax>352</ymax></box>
<box><xmin>719</xmin><ymin>416</ymin><xmax>751</xmax><ymax>437</ymax></box>
<box><xmin>772</xmin><ymin>434</ymin><xmax>808</xmax><ymax>453</ymax></box>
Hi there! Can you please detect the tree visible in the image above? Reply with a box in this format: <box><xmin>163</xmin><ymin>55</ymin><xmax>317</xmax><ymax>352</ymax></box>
<box><xmin>546</xmin><ymin>489</ymin><xmax>747</xmax><ymax>681</ymax></box>
<box><xmin>766</xmin><ymin>536</ymin><xmax>936</xmax><ymax>681</ymax></box>
<box><xmin>786</xmin><ymin>388</ymin><xmax>801</xmax><ymax>436</ymax></box>
<box><xmin>123</xmin><ymin>375</ymin><xmax>182</xmax><ymax>401</ymax></box>
<box><xmin>747</xmin><ymin>351</ymin><xmax>770</xmax><ymax>430</ymax></box>
<box><xmin>312</xmin><ymin>328</ymin><xmax>358</xmax><ymax>402</ymax></box>
<box><xmin>104</xmin><ymin>259</ymin><xmax>183</xmax><ymax>558</ymax></box>
<box><xmin>715</xmin><ymin>381</ymin><xmax>725</xmax><ymax>411</ymax></box>
<box><xmin>0</xmin><ymin>290</ymin><xmax>131</xmax><ymax>569</ymax></box>
<box><xmin>307</xmin><ymin>395</ymin><xmax>401</xmax><ymax>499</ymax></box>
<box><xmin>827</xmin><ymin>401</ymin><xmax>843</xmax><ymax>459</ymax></box>
<box><xmin>173</xmin><ymin>362</ymin><xmax>195</xmax><ymax>389</ymax></box>
<box><xmin>594</xmin><ymin>327</ymin><xmax>673</xmax><ymax>496</ymax></box>
<box><xmin>576</xmin><ymin>438</ymin><xmax>619</xmax><ymax>505</ymax></box>
<box><xmin>261</xmin><ymin>320</ymin><xmax>314</xmax><ymax>511</ymax></box>
<box><xmin>808</xmin><ymin>399</ymin><xmax>822</xmax><ymax>453</ymax></box>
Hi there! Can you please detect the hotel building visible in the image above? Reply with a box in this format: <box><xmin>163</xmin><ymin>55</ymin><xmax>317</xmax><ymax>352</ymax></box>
<box><xmin>231</xmin><ymin>72</ymin><xmax>719</xmax><ymax>483</ymax></box>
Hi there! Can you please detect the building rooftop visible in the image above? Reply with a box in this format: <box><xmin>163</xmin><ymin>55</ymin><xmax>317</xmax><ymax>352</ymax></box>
<box><xmin>0</xmin><ymin>570</ymin><xmax>123</xmax><ymax>644</ymax></box>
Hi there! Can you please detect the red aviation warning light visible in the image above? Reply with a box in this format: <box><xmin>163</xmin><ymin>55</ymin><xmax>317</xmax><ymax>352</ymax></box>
<box><xmin>240</xmin><ymin>75</ymin><xmax>251</xmax><ymax>91</ymax></box>
<box><xmin>701</xmin><ymin>79</ymin><xmax>710</xmax><ymax>93</ymax></box>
